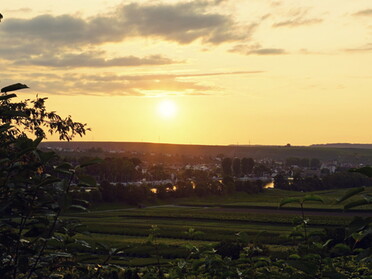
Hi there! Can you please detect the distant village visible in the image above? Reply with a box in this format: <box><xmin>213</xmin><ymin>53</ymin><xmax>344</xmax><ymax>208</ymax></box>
<box><xmin>41</xmin><ymin>143</ymin><xmax>371</xmax><ymax>203</ymax></box>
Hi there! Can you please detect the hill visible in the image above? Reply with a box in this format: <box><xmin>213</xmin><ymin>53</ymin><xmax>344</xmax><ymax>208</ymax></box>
<box><xmin>311</xmin><ymin>143</ymin><xmax>372</xmax><ymax>149</ymax></box>
<box><xmin>41</xmin><ymin>141</ymin><xmax>372</xmax><ymax>163</ymax></box>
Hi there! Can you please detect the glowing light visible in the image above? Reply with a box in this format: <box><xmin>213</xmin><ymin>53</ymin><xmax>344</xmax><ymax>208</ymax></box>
<box><xmin>157</xmin><ymin>100</ymin><xmax>177</xmax><ymax>118</ymax></box>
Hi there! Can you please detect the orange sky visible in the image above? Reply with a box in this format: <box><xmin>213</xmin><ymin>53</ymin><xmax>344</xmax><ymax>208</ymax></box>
<box><xmin>1</xmin><ymin>0</ymin><xmax>372</xmax><ymax>145</ymax></box>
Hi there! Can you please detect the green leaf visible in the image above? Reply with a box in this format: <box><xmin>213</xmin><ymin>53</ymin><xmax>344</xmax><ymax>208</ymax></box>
<box><xmin>351</xmin><ymin>231</ymin><xmax>369</xmax><ymax>243</ymax></box>
<box><xmin>1</xmin><ymin>83</ymin><xmax>29</xmax><ymax>93</ymax></box>
<box><xmin>323</xmin><ymin>239</ymin><xmax>333</xmax><ymax>248</ymax></box>
<box><xmin>55</xmin><ymin>162</ymin><xmax>73</xmax><ymax>170</ymax></box>
<box><xmin>287</xmin><ymin>259</ymin><xmax>318</xmax><ymax>275</ymax></box>
<box><xmin>279</xmin><ymin>197</ymin><xmax>301</xmax><ymax>207</ymax></box>
<box><xmin>69</xmin><ymin>205</ymin><xmax>88</xmax><ymax>212</ymax></box>
<box><xmin>303</xmin><ymin>194</ymin><xmax>323</xmax><ymax>203</ymax></box>
<box><xmin>77</xmin><ymin>158</ymin><xmax>102</xmax><ymax>168</ymax></box>
<box><xmin>72</xmin><ymin>199</ymin><xmax>90</xmax><ymax>206</ymax></box>
<box><xmin>331</xmin><ymin>243</ymin><xmax>351</xmax><ymax>255</ymax></box>
<box><xmin>336</xmin><ymin>187</ymin><xmax>365</xmax><ymax>204</ymax></box>
<box><xmin>35</xmin><ymin>150</ymin><xmax>58</xmax><ymax>164</ymax></box>
<box><xmin>77</xmin><ymin>174</ymin><xmax>96</xmax><ymax>187</ymax></box>
<box><xmin>0</xmin><ymin>93</ymin><xmax>17</xmax><ymax>101</ymax></box>
<box><xmin>289</xmin><ymin>254</ymin><xmax>301</xmax><ymax>260</ymax></box>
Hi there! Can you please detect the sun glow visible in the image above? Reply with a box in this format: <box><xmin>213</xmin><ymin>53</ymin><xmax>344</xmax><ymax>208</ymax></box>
<box><xmin>157</xmin><ymin>100</ymin><xmax>177</xmax><ymax>118</ymax></box>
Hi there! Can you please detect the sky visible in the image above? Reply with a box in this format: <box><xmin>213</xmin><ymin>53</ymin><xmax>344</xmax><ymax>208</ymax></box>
<box><xmin>1</xmin><ymin>0</ymin><xmax>372</xmax><ymax>146</ymax></box>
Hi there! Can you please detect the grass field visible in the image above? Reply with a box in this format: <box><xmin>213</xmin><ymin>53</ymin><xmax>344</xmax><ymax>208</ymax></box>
<box><xmin>67</xmin><ymin>187</ymin><xmax>372</xmax><ymax>267</ymax></box>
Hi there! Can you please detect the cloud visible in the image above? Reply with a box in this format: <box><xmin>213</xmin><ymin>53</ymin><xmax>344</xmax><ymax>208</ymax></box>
<box><xmin>15</xmin><ymin>52</ymin><xmax>181</xmax><ymax>68</ymax></box>
<box><xmin>0</xmin><ymin>1</ymin><xmax>252</xmax><ymax>69</ymax></box>
<box><xmin>272</xmin><ymin>8</ymin><xmax>323</xmax><ymax>28</ymax></box>
<box><xmin>230</xmin><ymin>44</ymin><xmax>286</xmax><ymax>55</ymax></box>
<box><xmin>273</xmin><ymin>18</ymin><xmax>322</xmax><ymax>28</ymax></box>
<box><xmin>3</xmin><ymin>8</ymin><xmax>32</xmax><ymax>14</ymax></box>
<box><xmin>353</xmin><ymin>9</ymin><xmax>372</xmax><ymax>17</ymax></box>
<box><xmin>0</xmin><ymin>2</ymin><xmax>248</xmax><ymax>47</ymax></box>
<box><xmin>0</xmin><ymin>70</ymin><xmax>261</xmax><ymax>97</ymax></box>
<box><xmin>121</xmin><ymin>2</ymin><xmax>249</xmax><ymax>44</ymax></box>
<box><xmin>344</xmin><ymin>44</ymin><xmax>372</xmax><ymax>53</ymax></box>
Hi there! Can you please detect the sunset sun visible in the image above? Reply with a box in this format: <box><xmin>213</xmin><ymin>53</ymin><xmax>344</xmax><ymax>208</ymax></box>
<box><xmin>157</xmin><ymin>100</ymin><xmax>177</xmax><ymax>119</ymax></box>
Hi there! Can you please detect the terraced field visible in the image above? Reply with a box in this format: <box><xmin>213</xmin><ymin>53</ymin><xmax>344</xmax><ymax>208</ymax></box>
<box><xmin>67</xmin><ymin>188</ymin><xmax>372</xmax><ymax>267</ymax></box>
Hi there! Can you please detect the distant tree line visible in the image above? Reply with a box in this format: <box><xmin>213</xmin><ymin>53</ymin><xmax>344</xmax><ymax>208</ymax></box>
<box><xmin>221</xmin><ymin>157</ymin><xmax>273</xmax><ymax>178</ymax></box>
<box><xmin>274</xmin><ymin>167</ymin><xmax>372</xmax><ymax>191</ymax></box>
<box><xmin>222</xmin><ymin>157</ymin><xmax>254</xmax><ymax>176</ymax></box>
<box><xmin>73</xmin><ymin>168</ymin><xmax>264</xmax><ymax>206</ymax></box>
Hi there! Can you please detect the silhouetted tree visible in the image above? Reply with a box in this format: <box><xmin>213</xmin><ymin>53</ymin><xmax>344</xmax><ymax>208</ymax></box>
<box><xmin>221</xmin><ymin>157</ymin><xmax>232</xmax><ymax>176</ymax></box>
<box><xmin>274</xmin><ymin>173</ymin><xmax>290</xmax><ymax>190</ymax></box>
<box><xmin>241</xmin><ymin>157</ymin><xmax>254</xmax><ymax>175</ymax></box>
<box><xmin>232</xmin><ymin>157</ymin><xmax>241</xmax><ymax>177</ymax></box>
<box><xmin>310</xmin><ymin>158</ymin><xmax>321</xmax><ymax>169</ymax></box>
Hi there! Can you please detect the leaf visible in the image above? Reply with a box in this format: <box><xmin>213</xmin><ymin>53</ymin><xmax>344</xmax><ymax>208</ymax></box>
<box><xmin>331</xmin><ymin>243</ymin><xmax>351</xmax><ymax>256</ymax></box>
<box><xmin>35</xmin><ymin>150</ymin><xmax>57</xmax><ymax>164</ymax></box>
<box><xmin>289</xmin><ymin>254</ymin><xmax>301</xmax><ymax>260</ymax></box>
<box><xmin>279</xmin><ymin>197</ymin><xmax>301</xmax><ymax>207</ymax></box>
<box><xmin>77</xmin><ymin>174</ymin><xmax>96</xmax><ymax>187</ymax></box>
<box><xmin>69</xmin><ymin>205</ymin><xmax>88</xmax><ymax>212</ymax></box>
<box><xmin>54</xmin><ymin>163</ymin><xmax>74</xmax><ymax>174</ymax></box>
<box><xmin>38</xmin><ymin>177</ymin><xmax>61</xmax><ymax>187</ymax></box>
<box><xmin>33</xmin><ymin>136</ymin><xmax>43</xmax><ymax>147</ymax></box>
<box><xmin>323</xmin><ymin>239</ymin><xmax>333</xmax><ymax>248</ymax></box>
<box><xmin>347</xmin><ymin>217</ymin><xmax>372</xmax><ymax>235</ymax></box>
<box><xmin>0</xmin><ymin>109</ymin><xmax>28</xmax><ymax>117</ymax></box>
<box><xmin>303</xmin><ymin>194</ymin><xmax>323</xmax><ymax>203</ymax></box>
<box><xmin>95</xmin><ymin>242</ymin><xmax>109</xmax><ymax>251</ymax></box>
<box><xmin>0</xmin><ymin>93</ymin><xmax>17</xmax><ymax>101</ymax></box>
<box><xmin>55</xmin><ymin>162</ymin><xmax>73</xmax><ymax>169</ymax></box>
<box><xmin>351</xmin><ymin>231</ymin><xmax>369</xmax><ymax>243</ymax></box>
<box><xmin>77</xmin><ymin>158</ymin><xmax>102</xmax><ymax>168</ymax></box>
<box><xmin>336</xmin><ymin>187</ymin><xmax>365</xmax><ymax>204</ymax></box>
<box><xmin>1</xmin><ymin>83</ymin><xmax>29</xmax><ymax>93</ymax></box>
<box><xmin>0</xmin><ymin>123</ymin><xmax>12</xmax><ymax>132</ymax></box>
<box><xmin>322</xmin><ymin>271</ymin><xmax>347</xmax><ymax>279</ymax></box>
<box><xmin>287</xmin><ymin>260</ymin><xmax>318</xmax><ymax>275</ymax></box>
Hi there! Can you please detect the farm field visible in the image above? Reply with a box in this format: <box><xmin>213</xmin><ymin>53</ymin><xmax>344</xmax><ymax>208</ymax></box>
<box><xmin>174</xmin><ymin>187</ymin><xmax>372</xmax><ymax>209</ymax></box>
<box><xmin>68</xmin><ymin>188</ymin><xmax>372</xmax><ymax>267</ymax></box>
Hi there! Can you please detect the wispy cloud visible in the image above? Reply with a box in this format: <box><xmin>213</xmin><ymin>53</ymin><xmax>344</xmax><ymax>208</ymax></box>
<box><xmin>3</xmin><ymin>8</ymin><xmax>32</xmax><ymax>14</ymax></box>
<box><xmin>344</xmin><ymin>44</ymin><xmax>372</xmax><ymax>53</ymax></box>
<box><xmin>230</xmin><ymin>44</ymin><xmax>286</xmax><ymax>55</ymax></box>
<box><xmin>353</xmin><ymin>9</ymin><xmax>372</xmax><ymax>17</ymax></box>
<box><xmin>15</xmin><ymin>53</ymin><xmax>181</xmax><ymax>68</ymax></box>
<box><xmin>272</xmin><ymin>8</ymin><xmax>323</xmax><ymax>28</ymax></box>
<box><xmin>273</xmin><ymin>18</ymin><xmax>322</xmax><ymax>28</ymax></box>
<box><xmin>0</xmin><ymin>71</ymin><xmax>262</xmax><ymax>97</ymax></box>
